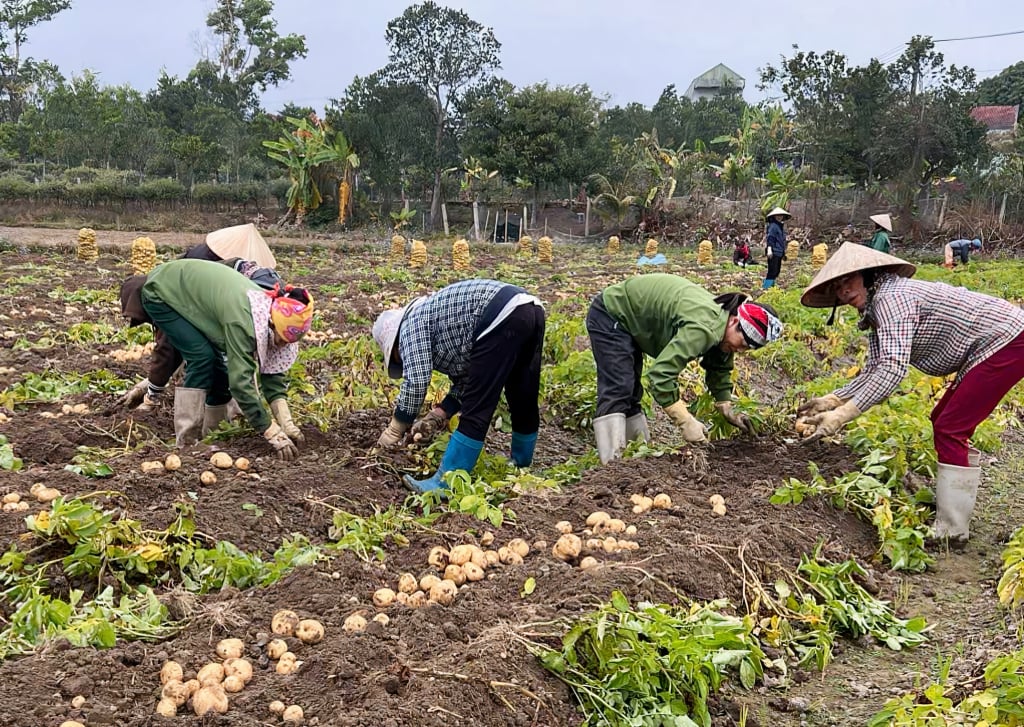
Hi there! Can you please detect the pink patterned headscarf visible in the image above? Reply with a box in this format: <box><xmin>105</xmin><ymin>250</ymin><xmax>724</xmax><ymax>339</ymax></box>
<box><xmin>246</xmin><ymin>290</ymin><xmax>299</xmax><ymax>375</ymax></box>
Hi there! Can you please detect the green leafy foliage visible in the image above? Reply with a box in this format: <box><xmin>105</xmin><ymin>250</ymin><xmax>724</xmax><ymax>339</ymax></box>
<box><xmin>0</xmin><ymin>435</ymin><xmax>22</xmax><ymax>471</ymax></box>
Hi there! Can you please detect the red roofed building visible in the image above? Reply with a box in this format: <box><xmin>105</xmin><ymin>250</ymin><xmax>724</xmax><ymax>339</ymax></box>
<box><xmin>970</xmin><ymin>105</ymin><xmax>1019</xmax><ymax>135</ymax></box>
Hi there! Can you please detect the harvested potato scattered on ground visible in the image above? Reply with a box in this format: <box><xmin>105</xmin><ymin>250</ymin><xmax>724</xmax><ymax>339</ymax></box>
<box><xmin>162</xmin><ymin>680</ymin><xmax>191</xmax><ymax>706</ymax></box>
<box><xmin>197</xmin><ymin>662</ymin><xmax>225</xmax><ymax>686</ymax></box>
<box><xmin>602</xmin><ymin>537</ymin><xmax>618</xmax><ymax>553</ymax></box>
<box><xmin>2</xmin><ymin>492</ymin><xmax>19</xmax><ymax>504</ymax></box>
<box><xmin>712</xmin><ymin>503</ymin><xmax>728</xmax><ymax>517</ymax></box>
<box><xmin>652</xmin><ymin>493</ymin><xmax>672</xmax><ymax>509</ymax></box>
<box><xmin>407</xmin><ymin>591</ymin><xmax>428</xmax><ymax>608</ymax></box>
<box><xmin>71</xmin><ymin>696</ymin><xmax>86</xmax><ymax>709</ymax></box>
<box><xmin>296</xmin><ymin>619</ymin><xmax>324</xmax><ymax>644</ymax></box>
<box><xmin>619</xmin><ymin>540</ymin><xmax>640</xmax><ymax>551</ymax></box>
<box><xmin>554</xmin><ymin>521</ymin><xmax>572</xmax><ymax>534</ymax></box>
<box><xmin>140</xmin><ymin>460</ymin><xmax>164</xmax><ymax>474</ymax></box>
<box><xmin>193</xmin><ymin>685</ymin><xmax>229</xmax><ymax>716</ymax></box>
<box><xmin>215</xmin><ymin>637</ymin><xmax>244</xmax><ymax>660</ymax></box>
<box><xmin>164</xmin><ymin>454</ymin><xmax>181</xmax><ymax>471</ymax></box>
<box><xmin>184</xmin><ymin>679</ymin><xmax>200</xmax><ymax>696</ymax></box>
<box><xmin>427</xmin><ymin>546</ymin><xmax>448</xmax><ymax>569</ymax></box>
<box><xmin>585</xmin><ymin>538</ymin><xmax>603</xmax><ymax>551</ymax></box>
<box><xmin>497</xmin><ymin>546</ymin><xmax>523</xmax><ymax>565</ymax></box>
<box><xmin>223</xmin><ymin>675</ymin><xmax>245</xmax><ymax>693</ymax></box>
<box><xmin>580</xmin><ymin>556</ymin><xmax>599</xmax><ymax>571</ymax></box>
<box><xmin>397</xmin><ymin>573</ymin><xmax>417</xmax><ymax>594</ymax></box>
<box><xmin>585</xmin><ymin>511</ymin><xmax>610</xmax><ymax>528</ymax></box>
<box><xmin>508</xmin><ymin>538</ymin><xmax>530</xmax><ymax>558</ymax></box>
<box><xmin>419</xmin><ymin>574</ymin><xmax>441</xmax><ymax>592</ymax></box>
<box><xmin>373</xmin><ymin>588</ymin><xmax>396</xmax><ymax>607</ymax></box>
<box><xmin>483</xmin><ymin>550</ymin><xmax>500</xmax><ymax>567</ymax></box>
<box><xmin>708</xmin><ymin>494</ymin><xmax>725</xmax><ymax>507</ymax></box>
<box><xmin>448</xmin><ymin>544</ymin><xmax>476</xmax><ymax>566</ymax></box>
<box><xmin>234</xmin><ymin>457</ymin><xmax>250</xmax><ymax>470</ymax></box>
<box><xmin>282</xmin><ymin>704</ymin><xmax>305</xmax><ymax>724</ymax></box>
<box><xmin>552</xmin><ymin>533</ymin><xmax>582</xmax><ymax>561</ymax></box>
<box><xmin>480</xmin><ymin>531</ymin><xmax>495</xmax><ymax>547</ymax></box>
<box><xmin>210</xmin><ymin>452</ymin><xmax>233</xmax><ymax>469</ymax></box>
<box><xmin>272</xmin><ymin>609</ymin><xmax>300</xmax><ymax>636</ymax></box>
<box><xmin>443</xmin><ymin>564</ymin><xmax>466</xmax><ymax>586</ymax></box>
<box><xmin>60</xmin><ymin>722</ymin><xmax>85</xmax><ymax>727</ymax></box>
<box><xmin>463</xmin><ymin>562</ymin><xmax>485</xmax><ymax>581</ymax></box>
<box><xmin>625</xmin><ymin>525</ymin><xmax>638</xmax><ymax>536</ymax></box>
<box><xmin>395</xmin><ymin>592</ymin><xmax>409</xmax><ymax>606</ymax></box>
<box><xmin>155</xmin><ymin>697</ymin><xmax>177</xmax><ymax>716</ymax></box>
<box><xmin>343</xmin><ymin>614</ymin><xmax>367</xmax><ymax>633</ymax></box>
<box><xmin>276</xmin><ymin>653</ymin><xmax>299</xmax><ymax>674</ymax></box>
<box><xmin>269</xmin><ymin>700</ymin><xmax>286</xmax><ymax>715</ymax></box>
<box><xmin>597</xmin><ymin>518</ymin><xmax>625</xmax><ymax>534</ymax></box>
<box><xmin>224</xmin><ymin>658</ymin><xmax>253</xmax><ymax>685</ymax></box>
<box><xmin>266</xmin><ymin>639</ymin><xmax>288</xmax><ymax>660</ymax></box>
<box><xmin>372</xmin><ymin>613</ymin><xmax>390</xmax><ymax>627</ymax></box>
<box><xmin>160</xmin><ymin>660</ymin><xmax>183</xmax><ymax>685</ymax></box>
<box><xmin>429</xmin><ymin>579</ymin><xmax>457</xmax><ymax>605</ymax></box>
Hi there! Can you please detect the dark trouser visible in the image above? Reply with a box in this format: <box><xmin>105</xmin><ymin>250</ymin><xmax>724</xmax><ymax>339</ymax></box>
<box><xmin>931</xmin><ymin>330</ymin><xmax>1024</xmax><ymax>466</ymax></box>
<box><xmin>141</xmin><ymin>292</ymin><xmax>232</xmax><ymax>406</ymax></box>
<box><xmin>586</xmin><ymin>294</ymin><xmax>644</xmax><ymax>419</ymax></box>
<box><xmin>455</xmin><ymin>304</ymin><xmax>545</xmax><ymax>441</ymax></box>
<box><xmin>765</xmin><ymin>253</ymin><xmax>782</xmax><ymax>281</ymax></box>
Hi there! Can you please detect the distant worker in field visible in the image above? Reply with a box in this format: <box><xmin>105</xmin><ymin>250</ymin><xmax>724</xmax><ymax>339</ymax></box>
<box><xmin>372</xmin><ymin>279</ymin><xmax>546</xmax><ymax>492</ymax></box>
<box><xmin>732</xmin><ymin>236</ymin><xmax>754</xmax><ymax>267</ymax></box>
<box><xmin>763</xmin><ymin>206</ymin><xmax>790</xmax><ymax>289</ymax></box>
<box><xmin>140</xmin><ymin>259</ymin><xmax>313</xmax><ymax>459</ymax></box>
<box><xmin>866</xmin><ymin>214</ymin><xmax>892</xmax><ymax>253</ymax></box>
<box><xmin>796</xmin><ymin>242</ymin><xmax>1024</xmax><ymax>544</ymax></box>
<box><xmin>585</xmin><ymin>273</ymin><xmax>783</xmax><ymax>463</ymax></box>
<box><xmin>944</xmin><ymin>238</ymin><xmax>982</xmax><ymax>268</ymax></box>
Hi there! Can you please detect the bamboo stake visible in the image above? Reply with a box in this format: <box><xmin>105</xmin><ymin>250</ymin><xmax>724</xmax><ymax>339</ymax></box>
<box><xmin>584</xmin><ymin>197</ymin><xmax>591</xmax><ymax>237</ymax></box>
<box><xmin>441</xmin><ymin>202</ymin><xmax>449</xmax><ymax>236</ymax></box>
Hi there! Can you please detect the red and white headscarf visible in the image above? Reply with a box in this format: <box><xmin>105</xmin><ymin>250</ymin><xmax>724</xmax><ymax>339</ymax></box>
<box><xmin>736</xmin><ymin>302</ymin><xmax>783</xmax><ymax>349</ymax></box>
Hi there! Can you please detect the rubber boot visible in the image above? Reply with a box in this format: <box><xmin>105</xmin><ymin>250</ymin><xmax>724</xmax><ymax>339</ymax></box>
<box><xmin>762</xmin><ymin>278</ymin><xmax>776</xmax><ymax>289</ymax></box>
<box><xmin>594</xmin><ymin>413</ymin><xmax>627</xmax><ymax>464</ymax></box>
<box><xmin>510</xmin><ymin>431</ymin><xmax>538</xmax><ymax>467</ymax></box>
<box><xmin>625</xmin><ymin>413</ymin><xmax>649</xmax><ymax>443</ymax></box>
<box><xmin>968</xmin><ymin>446</ymin><xmax>980</xmax><ymax>468</ymax></box>
<box><xmin>403</xmin><ymin>431</ymin><xmax>484</xmax><ymax>493</ymax></box>
<box><xmin>203</xmin><ymin>403</ymin><xmax>229</xmax><ymax>436</ymax></box>
<box><xmin>173</xmin><ymin>387</ymin><xmax>206</xmax><ymax>447</ymax></box>
<box><xmin>932</xmin><ymin>462</ymin><xmax>981</xmax><ymax>543</ymax></box>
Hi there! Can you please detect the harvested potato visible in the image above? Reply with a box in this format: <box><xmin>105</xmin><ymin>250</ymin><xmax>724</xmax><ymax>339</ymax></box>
<box><xmin>267</xmin><ymin>639</ymin><xmax>288</xmax><ymax>660</ymax></box>
<box><xmin>269</xmin><ymin>700</ymin><xmax>287</xmax><ymax>715</ymax></box>
<box><xmin>552</xmin><ymin>533</ymin><xmax>582</xmax><ymax>561</ymax></box>
<box><xmin>427</xmin><ymin>546</ymin><xmax>449</xmax><ymax>569</ymax></box>
<box><xmin>272</xmin><ymin>609</ymin><xmax>300</xmax><ymax>636</ymax></box>
<box><xmin>497</xmin><ymin>546</ymin><xmax>523</xmax><ymax>565</ymax></box>
<box><xmin>508</xmin><ymin>538</ymin><xmax>530</xmax><ymax>558</ymax></box>
<box><xmin>419</xmin><ymin>574</ymin><xmax>441</xmax><ymax>592</ymax></box>
<box><xmin>343</xmin><ymin>614</ymin><xmax>367</xmax><ymax>633</ymax></box>
<box><xmin>224</xmin><ymin>658</ymin><xmax>253</xmax><ymax>684</ymax></box>
<box><xmin>463</xmin><ymin>562</ymin><xmax>484</xmax><ymax>582</ymax></box>
<box><xmin>602</xmin><ymin>537</ymin><xmax>618</xmax><ymax>553</ymax></box>
<box><xmin>532</xmin><ymin>540</ymin><xmax>547</xmax><ymax>551</ymax></box>
<box><xmin>295</xmin><ymin>619</ymin><xmax>325</xmax><ymax>644</ymax></box>
<box><xmin>2</xmin><ymin>492</ymin><xmax>19</xmax><ymax>504</ymax></box>
<box><xmin>282</xmin><ymin>704</ymin><xmax>305</xmax><ymax>724</ymax></box>
<box><xmin>140</xmin><ymin>460</ymin><xmax>164</xmax><ymax>474</ymax></box>
<box><xmin>164</xmin><ymin>454</ymin><xmax>182</xmax><ymax>471</ymax></box>
<box><xmin>443</xmin><ymin>564</ymin><xmax>466</xmax><ymax>586</ymax></box>
<box><xmin>160</xmin><ymin>660</ymin><xmax>183</xmax><ymax>685</ymax></box>
<box><xmin>71</xmin><ymin>696</ymin><xmax>86</xmax><ymax>709</ymax></box>
<box><xmin>585</xmin><ymin>537</ymin><xmax>603</xmax><ymax>551</ymax></box>
<box><xmin>373</xmin><ymin>587</ymin><xmax>396</xmax><ymax>607</ymax></box>
<box><xmin>429</xmin><ymin>579</ymin><xmax>458</xmax><ymax>605</ymax></box>
<box><xmin>480</xmin><ymin>531</ymin><xmax>495</xmax><ymax>547</ymax></box>
<box><xmin>585</xmin><ymin>511</ymin><xmax>610</xmax><ymax>527</ymax></box>
<box><xmin>372</xmin><ymin>613</ymin><xmax>390</xmax><ymax>627</ymax></box>
<box><xmin>653</xmin><ymin>493</ymin><xmax>672</xmax><ymax>509</ymax></box>
<box><xmin>59</xmin><ymin>722</ymin><xmax>85</xmax><ymax>727</ymax></box>
<box><xmin>708</xmin><ymin>494</ymin><xmax>725</xmax><ymax>507</ymax></box>
<box><xmin>276</xmin><ymin>656</ymin><xmax>298</xmax><ymax>674</ymax></box>
<box><xmin>210</xmin><ymin>452</ymin><xmax>233</xmax><ymax>469</ymax></box>
<box><xmin>35</xmin><ymin>486</ymin><xmax>60</xmax><ymax>503</ymax></box>
<box><xmin>184</xmin><ymin>679</ymin><xmax>201</xmax><ymax>696</ymax></box>
<box><xmin>448</xmin><ymin>544</ymin><xmax>476</xmax><ymax>566</ymax></box>
<box><xmin>619</xmin><ymin>540</ymin><xmax>640</xmax><ymax>551</ymax></box>
<box><xmin>554</xmin><ymin>521</ymin><xmax>572</xmax><ymax>534</ymax></box>
<box><xmin>223</xmin><ymin>675</ymin><xmax>245</xmax><ymax>693</ymax></box>
<box><xmin>631</xmin><ymin>497</ymin><xmax>653</xmax><ymax>515</ymax></box>
<box><xmin>580</xmin><ymin>556</ymin><xmax>599</xmax><ymax>571</ymax></box>
<box><xmin>200</xmin><ymin>470</ymin><xmax>217</xmax><ymax>485</ymax></box>
<box><xmin>407</xmin><ymin>591</ymin><xmax>428</xmax><ymax>608</ymax></box>
<box><xmin>629</xmin><ymin>494</ymin><xmax>644</xmax><ymax>505</ymax></box>
<box><xmin>469</xmin><ymin>547</ymin><xmax>487</xmax><ymax>569</ymax></box>
<box><xmin>605</xmin><ymin>518</ymin><xmax>626</xmax><ymax>533</ymax></box>
<box><xmin>215</xmin><ymin>637</ymin><xmax>244</xmax><ymax>660</ymax></box>
<box><xmin>234</xmin><ymin>457</ymin><xmax>250</xmax><ymax>471</ymax></box>
<box><xmin>397</xmin><ymin>573</ymin><xmax>418</xmax><ymax>594</ymax></box>
<box><xmin>162</xmin><ymin>680</ymin><xmax>191</xmax><ymax>707</ymax></box>
<box><xmin>483</xmin><ymin>550</ymin><xmax>500</xmax><ymax>567</ymax></box>
<box><xmin>192</xmin><ymin>685</ymin><xmax>229</xmax><ymax>716</ymax></box>
<box><xmin>155</xmin><ymin>697</ymin><xmax>177</xmax><ymax>716</ymax></box>
<box><xmin>712</xmin><ymin>503</ymin><xmax>728</xmax><ymax>517</ymax></box>
<box><xmin>197</xmin><ymin>662</ymin><xmax>225</xmax><ymax>686</ymax></box>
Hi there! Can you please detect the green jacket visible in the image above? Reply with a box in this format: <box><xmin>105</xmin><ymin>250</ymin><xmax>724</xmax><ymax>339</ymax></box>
<box><xmin>142</xmin><ymin>260</ymin><xmax>287</xmax><ymax>431</ymax></box>
<box><xmin>868</xmin><ymin>230</ymin><xmax>890</xmax><ymax>253</ymax></box>
<box><xmin>601</xmin><ymin>273</ymin><xmax>734</xmax><ymax>407</ymax></box>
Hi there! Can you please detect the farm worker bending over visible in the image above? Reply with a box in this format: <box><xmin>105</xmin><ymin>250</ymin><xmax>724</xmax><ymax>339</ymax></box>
<box><xmin>182</xmin><ymin>222</ymin><xmax>277</xmax><ymax>268</ymax></box>
<box><xmin>140</xmin><ymin>259</ymin><xmax>313</xmax><ymax>459</ymax></box>
<box><xmin>372</xmin><ymin>279</ymin><xmax>546</xmax><ymax>492</ymax></box>
<box><xmin>944</xmin><ymin>238</ymin><xmax>982</xmax><ymax>268</ymax></box>
<box><xmin>866</xmin><ymin>214</ymin><xmax>892</xmax><ymax>253</ymax></box>
<box><xmin>585</xmin><ymin>273</ymin><xmax>784</xmax><ymax>464</ymax></box>
<box><xmin>763</xmin><ymin>206</ymin><xmax>790</xmax><ymax>289</ymax></box>
<box><xmin>797</xmin><ymin>242</ymin><xmax>1024</xmax><ymax>543</ymax></box>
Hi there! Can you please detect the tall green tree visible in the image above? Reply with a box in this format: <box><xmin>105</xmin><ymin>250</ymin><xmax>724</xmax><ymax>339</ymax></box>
<box><xmin>0</xmin><ymin>0</ymin><xmax>70</xmax><ymax>122</ymax></box>
<box><xmin>381</xmin><ymin>1</ymin><xmax>501</xmax><ymax>230</ymax></box>
<box><xmin>976</xmin><ymin>61</ymin><xmax>1024</xmax><ymax>108</ymax></box>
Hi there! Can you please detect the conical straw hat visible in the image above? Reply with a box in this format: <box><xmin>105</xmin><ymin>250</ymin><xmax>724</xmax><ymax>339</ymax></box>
<box><xmin>206</xmin><ymin>223</ymin><xmax>276</xmax><ymax>269</ymax></box>
<box><xmin>801</xmin><ymin>242</ymin><xmax>916</xmax><ymax>308</ymax></box>
<box><xmin>869</xmin><ymin>213</ymin><xmax>893</xmax><ymax>232</ymax></box>
<box><xmin>765</xmin><ymin>206</ymin><xmax>791</xmax><ymax>219</ymax></box>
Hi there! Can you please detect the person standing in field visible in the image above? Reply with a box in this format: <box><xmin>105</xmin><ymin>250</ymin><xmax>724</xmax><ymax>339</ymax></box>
<box><xmin>763</xmin><ymin>207</ymin><xmax>790</xmax><ymax>289</ymax></box>
<box><xmin>585</xmin><ymin>273</ymin><xmax>783</xmax><ymax>463</ymax></box>
<box><xmin>372</xmin><ymin>279</ymin><xmax>546</xmax><ymax>492</ymax></box>
<box><xmin>866</xmin><ymin>214</ymin><xmax>892</xmax><ymax>253</ymax></box>
<box><xmin>796</xmin><ymin>242</ymin><xmax>1024</xmax><ymax>543</ymax></box>
<box><xmin>944</xmin><ymin>238</ymin><xmax>982</xmax><ymax>268</ymax></box>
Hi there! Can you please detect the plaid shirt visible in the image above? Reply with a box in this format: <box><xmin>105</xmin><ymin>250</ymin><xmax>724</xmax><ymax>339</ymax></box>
<box><xmin>836</xmin><ymin>274</ymin><xmax>1024</xmax><ymax>410</ymax></box>
<box><xmin>395</xmin><ymin>279</ymin><xmax>511</xmax><ymax>420</ymax></box>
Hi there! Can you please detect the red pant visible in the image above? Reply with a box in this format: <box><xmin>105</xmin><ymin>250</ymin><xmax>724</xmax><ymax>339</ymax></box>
<box><xmin>931</xmin><ymin>330</ymin><xmax>1024</xmax><ymax>466</ymax></box>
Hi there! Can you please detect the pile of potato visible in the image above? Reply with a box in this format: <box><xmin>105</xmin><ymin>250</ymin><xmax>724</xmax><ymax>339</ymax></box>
<box><xmin>76</xmin><ymin>228</ymin><xmax>98</xmax><ymax>262</ymax></box>
<box><xmin>130</xmin><ymin>236</ymin><xmax>158</xmax><ymax>275</ymax></box>
<box><xmin>786</xmin><ymin>240</ymin><xmax>801</xmax><ymax>261</ymax></box>
<box><xmin>389</xmin><ymin>234</ymin><xmax>406</xmax><ymax>263</ymax></box>
<box><xmin>109</xmin><ymin>341</ymin><xmax>155</xmax><ymax>363</ymax></box>
<box><xmin>155</xmin><ymin>639</ymin><xmax>255</xmax><ymax>717</ymax></box>
<box><xmin>645</xmin><ymin>238</ymin><xmax>659</xmax><ymax>257</ymax></box>
<box><xmin>812</xmin><ymin>243</ymin><xmax>828</xmax><ymax>269</ymax></box>
<box><xmin>517</xmin><ymin>235</ymin><xmax>533</xmax><ymax>257</ymax></box>
<box><xmin>452</xmin><ymin>239</ymin><xmax>471</xmax><ymax>270</ymax></box>
<box><xmin>3</xmin><ymin>483</ymin><xmax>61</xmax><ymax>512</ymax></box>
<box><xmin>697</xmin><ymin>239</ymin><xmax>714</xmax><ymax>265</ymax></box>
<box><xmin>537</xmin><ymin>235</ymin><xmax>553</xmax><ymax>263</ymax></box>
<box><xmin>630</xmin><ymin>492</ymin><xmax>672</xmax><ymax>514</ymax></box>
<box><xmin>408</xmin><ymin>239</ymin><xmax>427</xmax><ymax>269</ymax></box>
<box><xmin>554</xmin><ymin>512</ymin><xmax>642</xmax><ymax>568</ymax></box>
<box><xmin>606</xmin><ymin>235</ymin><xmax>620</xmax><ymax>254</ymax></box>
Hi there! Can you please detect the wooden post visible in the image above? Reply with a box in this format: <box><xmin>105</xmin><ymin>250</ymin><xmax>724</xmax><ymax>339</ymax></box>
<box><xmin>522</xmin><ymin>205</ymin><xmax>528</xmax><ymax>236</ymax></box>
<box><xmin>937</xmin><ymin>193</ymin><xmax>948</xmax><ymax>230</ymax></box>
<box><xmin>441</xmin><ymin>202</ymin><xmax>450</xmax><ymax>236</ymax></box>
<box><xmin>584</xmin><ymin>197</ymin><xmax>591</xmax><ymax>237</ymax></box>
<box><xmin>473</xmin><ymin>200</ymin><xmax>481</xmax><ymax>241</ymax></box>
<box><xmin>503</xmin><ymin>210</ymin><xmax>509</xmax><ymax>243</ymax></box>
<box><xmin>544</xmin><ymin>218</ymin><xmax>548</xmax><ymax>236</ymax></box>
<box><xmin>999</xmin><ymin>193</ymin><xmax>1008</xmax><ymax>228</ymax></box>
<box><xmin>482</xmin><ymin>208</ymin><xmax>490</xmax><ymax>241</ymax></box>
<box><xmin>493</xmin><ymin>209</ymin><xmax>499</xmax><ymax>243</ymax></box>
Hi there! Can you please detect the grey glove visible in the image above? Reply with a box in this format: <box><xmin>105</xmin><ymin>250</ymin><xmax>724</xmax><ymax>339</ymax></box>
<box><xmin>715</xmin><ymin>401</ymin><xmax>751</xmax><ymax>433</ymax></box>
<box><xmin>270</xmin><ymin>399</ymin><xmax>304</xmax><ymax>444</ymax></box>
<box><xmin>376</xmin><ymin>417</ymin><xmax>410</xmax><ymax>448</ymax></box>
<box><xmin>409</xmin><ymin>409</ymin><xmax>448</xmax><ymax>444</ymax></box>
<box><xmin>264</xmin><ymin>422</ymin><xmax>298</xmax><ymax>461</ymax></box>
<box><xmin>118</xmin><ymin>378</ymin><xmax>151</xmax><ymax>410</ymax></box>
<box><xmin>797</xmin><ymin>394</ymin><xmax>845</xmax><ymax>417</ymax></box>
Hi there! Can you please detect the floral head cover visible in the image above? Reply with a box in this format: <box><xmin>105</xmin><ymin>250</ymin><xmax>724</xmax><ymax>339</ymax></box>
<box><xmin>270</xmin><ymin>288</ymin><xmax>314</xmax><ymax>343</ymax></box>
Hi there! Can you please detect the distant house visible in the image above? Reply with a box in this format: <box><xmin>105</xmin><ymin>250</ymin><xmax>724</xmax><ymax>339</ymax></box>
<box><xmin>970</xmin><ymin>105</ymin><xmax>1019</xmax><ymax>136</ymax></box>
<box><xmin>684</xmin><ymin>63</ymin><xmax>745</xmax><ymax>102</ymax></box>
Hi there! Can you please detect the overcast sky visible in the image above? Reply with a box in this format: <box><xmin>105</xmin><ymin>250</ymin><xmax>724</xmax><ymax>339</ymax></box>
<box><xmin>27</xmin><ymin>0</ymin><xmax>1024</xmax><ymax>112</ymax></box>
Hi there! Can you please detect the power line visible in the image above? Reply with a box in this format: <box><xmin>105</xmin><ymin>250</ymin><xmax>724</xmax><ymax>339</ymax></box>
<box><xmin>932</xmin><ymin>29</ymin><xmax>1024</xmax><ymax>42</ymax></box>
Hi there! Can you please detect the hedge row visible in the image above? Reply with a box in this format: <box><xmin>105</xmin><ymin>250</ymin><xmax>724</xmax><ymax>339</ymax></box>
<box><xmin>0</xmin><ymin>176</ymin><xmax>291</xmax><ymax>206</ymax></box>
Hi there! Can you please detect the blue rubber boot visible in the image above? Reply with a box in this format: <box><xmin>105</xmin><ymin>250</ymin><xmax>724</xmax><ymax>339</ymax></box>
<box><xmin>403</xmin><ymin>431</ymin><xmax>484</xmax><ymax>493</ymax></box>
<box><xmin>510</xmin><ymin>431</ymin><xmax>538</xmax><ymax>467</ymax></box>
<box><xmin>762</xmin><ymin>278</ymin><xmax>776</xmax><ymax>289</ymax></box>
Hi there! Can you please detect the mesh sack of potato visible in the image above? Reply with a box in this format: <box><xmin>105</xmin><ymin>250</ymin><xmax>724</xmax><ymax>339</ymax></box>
<box><xmin>696</xmin><ymin>239</ymin><xmax>713</xmax><ymax>265</ymax></box>
<box><xmin>130</xmin><ymin>236</ymin><xmax>158</xmax><ymax>275</ymax></box>
<box><xmin>812</xmin><ymin>243</ymin><xmax>828</xmax><ymax>269</ymax></box>
<box><xmin>452</xmin><ymin>239</ymin><xmax>471</xmax><ymax>270</ymax></box>
<box><xmin>77</xmin><ymin>227</ymin><xmax>98</xmax><ymax>262</ymax></box>
<box><xmin>409</xmin><ymin>239</ymin><xmax>427</xmax><ymax>269</ymax></box>
<box><xmin>537</xmin><ymin>235</ymin><xmax>553</xmax><ymax>263</ymax></box>
<box><xmin>518</xmin><ymin>235</ymin><xmax>533</xmax><ymax>257</ymax></box>
<box><xmin>786</xmin><ymin>240</ymin><xmax>800</xmax><ymax>261</ymax></box>
<box><xmin>644</xmin><ymin>238</ymin><xmax>658</xmax><ymax>257</ymax></box>
<box><xmin>390</xmin><ymin>234</ymin><xmax>406</xmax><ymax>263</ymax></box>
<box><xmin>606</xmin><ymin>235</ymin><xmax>620</xmax><ymax>254</ymax></box>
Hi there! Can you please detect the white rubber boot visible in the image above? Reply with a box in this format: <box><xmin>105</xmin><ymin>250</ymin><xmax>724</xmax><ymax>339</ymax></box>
<box><xmin>173</xmin><ymin>387</ymin><xmax>207</xmax><ymax>447</ymax></box>
<box><xmin>968</xmin><ymin>446</ymin><xmax>980</xmax><ymax>468</ymax></box>
<box><xmin>594</xmin><ymin>413</ymin><xmax>627</xmax><ymax>464</ymax></box>
<box><xmin>625</xmin><ymin>413</ymin><xmax>649</xmax><ymax>443</ymax></box>
<box><xmin>932</xmin><ymin>462</ymin><xmax>981</xmax><ymax>543</ymax></box>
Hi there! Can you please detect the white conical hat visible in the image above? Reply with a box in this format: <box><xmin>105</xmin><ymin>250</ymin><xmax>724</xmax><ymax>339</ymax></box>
<box><xmin>206</xmin><ymin>223</ymin><xmax>276</xmax><ymax>269</ymax></box>
<box><xmin>765</xmin><ymin>206</ymin><xmax>791</xmax><ymax>219</ymax></box>
<box><xmin>869</xmin><ymin>213</ymin><xmax>893</xmax><ymax>232</ymax></box>
<box><xmin>371</xmin><ymin>308</ymin><xmax>406</xmax><ymax>379</ymax></box>
<box><xmin>801</xmin><ymin>242</ymin><xmax>916</xmax><ymax>308</ymax></box>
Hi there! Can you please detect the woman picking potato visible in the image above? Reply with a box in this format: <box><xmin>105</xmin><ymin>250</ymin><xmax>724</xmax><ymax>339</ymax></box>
<box><xmin>798</xmin><ymin>242</ymin><xmax>1024</xmax><ymax>543</ymax></box>
<box><xmin>586</xmin><ymin>273</ymin><xmax>783</xmax><ymax>463</ymax></box>
<box><xmin>372</xmin><ymin>279</ymin><xmax>545</xmax><ymax>492</ymax></box>
<box><xmin>140</xmin><ymin>259</ymin><xmax>313</xmax><ymax>459</ymax></box>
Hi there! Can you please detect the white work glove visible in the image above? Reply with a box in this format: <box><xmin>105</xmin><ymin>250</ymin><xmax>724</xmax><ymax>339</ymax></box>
<box><xmin>264</xmin><ymin>421</ymin><xmax>298</xmax><ymax>461</ymax></box>
<box><xmin>715</xmin><ymin>401</ymin><xmax>751</xmax><ymax>433</ymax></box>
<box><xmin>376</xmin><ymin>417</ymin><xmax>410</xmax><ymax>448</ymax></box>
<box><xmin>270</xmin><ymin>399</ymin><xmax>304</xmax><ymax>444</ymax></box>
<box><xmin>799</xmin><ymin>402</ymin><xmax>862</xmax><ymax>445</ymax></box>
<box><xmin>664</xmin><ymin>400</ymin><xmax>708</xmax><ymax>443</ymax></box>
<box><xmin>409</xmin><ymin>408</ymin><xmax>448</xmax><ymax>444</ymax></box>
<box><xmin>798</xmin><ymin>393</ymin><xmax>845</xmax><ymax>417</ymax></box>
<box><xmin>766</xmin><ymin>247</ymin><xmax>774</xmax><ymax>259</ymax></box>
